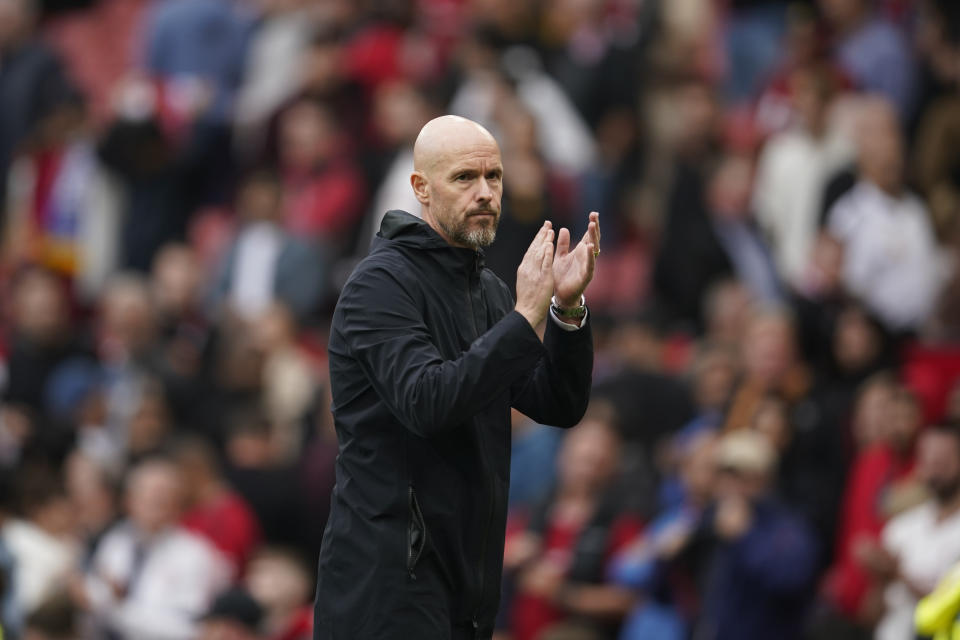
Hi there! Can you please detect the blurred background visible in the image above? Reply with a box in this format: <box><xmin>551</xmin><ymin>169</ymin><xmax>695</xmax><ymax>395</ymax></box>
<box><xmin>3</xmin><ymin>0</ymin><xmax>960</xmax><ymax>638</ymax></box>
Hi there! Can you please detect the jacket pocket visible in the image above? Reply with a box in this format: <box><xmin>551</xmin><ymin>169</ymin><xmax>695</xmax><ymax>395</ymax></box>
<box><xmin>407</xmin><ymin>485</ymin><xmax>428</xmax><ymax>580</ymax></box>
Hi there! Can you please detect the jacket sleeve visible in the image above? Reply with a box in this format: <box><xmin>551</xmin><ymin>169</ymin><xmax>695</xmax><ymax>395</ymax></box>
<box><xmin>509</xmin><ymin>313</ymin><xmax>593</xmax><ymax>428</ymax></box>
<box><xmin>336</xmin><ymin>266</ymin><xmax>545</xmax><ymax>437</ymax></box>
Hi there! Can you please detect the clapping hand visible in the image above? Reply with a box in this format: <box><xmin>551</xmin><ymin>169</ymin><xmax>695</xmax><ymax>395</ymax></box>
<box><xmin>553</xmin><ymin>212</ymin><xmax>600</xmax><ymax>309</ymax></box>
<box><xmin>515</xmin><ymin>221</ymin><xmax>556</xmax><ymax>328</ymax></box>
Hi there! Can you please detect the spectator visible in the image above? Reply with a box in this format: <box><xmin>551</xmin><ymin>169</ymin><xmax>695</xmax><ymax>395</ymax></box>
<box><xmin>79</xmin><ymin>458</ymin><xmax>231</xmax><ymax>640</ymax></box>
<box><xmin>3</xmin><ymin>267</ymin><xmax>84</xmax><ymax>420</ymax></box>
<box><xmin>275</xmin><ymin>98</ymin><xmax>366</xmax><ymax>245</ymax></box>
<box><xmin>0</xmin><ymin>0</ymin><xmax>76</xmax><ymax>216</ymax></box>
<box><xmin>245</xmin><ymin>548</ymin><xmax>313</xmax><ymax>640</ymax></box>
<box><xmin>822</xmin><ymin>380</ymin><xmax>922</xmax><ymax>630</ymax></box>
<box><xmin>22</xmin><ymin>591</ymin><xmax>78</xmax><ymax>640</ymax></box>
<box><xmin>692</xmin><ymin>429</ymin><xmax>818</xmax><ymax>640</ymax></box>
<box><xmin>819</xmin><ymin>0</ymin><xmax>917</xmax><ymax>118</ymax></box>
<box><xmin>753</xmin><ymin>62</ymin><xmax>855</xmax><ymax>287</ymax></box>
<box><xmin>3</xmin><ymin>468</ymin><xmax>78</xmax><ymax>619</ymax></box>
<box><xmin>198</xmin><ymin>587</ymin><xmax>265</xmax><ymax>640</ymax></box>
<box><xmin>210</xmin><ymin>170</ymin><xmax>327</xmax><ymax>324</ymax></box>
<box><xmin>174</xmin><ymin>436</ymin><xmax>261</xmax><ymax>577</ymax></box>
<box><xmin>611</xmin><ymin>430</ymin><xmax>720</xmax><ymax>640</ymax></box>
<box><xmin>871</xmin><ymin>422</ymin><xmax>960</xmax><ymax>640</ymax></box>
<box><xmin>504</xmin><ymin>416</ymin><xmax>641</xmax><ymax>640</ymax></box>
<box><xmin>826</xmin><ymin>97</ymin><xmax>944</xmax><ymax>332</ymax></box>
<box><xmin>63</xmin><ymin>451</ymin><xmax>119</xmax><ymax>563</ymax></box>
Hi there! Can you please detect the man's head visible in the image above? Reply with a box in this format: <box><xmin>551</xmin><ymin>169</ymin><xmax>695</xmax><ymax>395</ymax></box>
<box><xmin>124</xmin><ymin>458</ymin><xmax>183</xmax><ymax>536</ymax></box>
<box><xmin>410</xmin><ymin>115</ymin><xmax>503</xmax><ymax>249</ymax></box>
<box><xmin>557</xmin><ymin>414</ymin><xmax>621</xmax><ymax>494</ymax></box>
<box><xmin>714</xmin><ymin>429</ymin><xmax>777</xmax><ymax>502</ymax></box>
<box><xmin>854</xmin><ymin>96</ymin><xmax>904</xmax><ymax>194</ymax></box>
<box><xmin>916</xmin><ymin>423</ymin><xmax>960</xmax><ymax>505</ymax></box>
<box><xmin>198</xmin><ymin>588</ymin><xmax>264</xmax><ymax>640</ymax></box>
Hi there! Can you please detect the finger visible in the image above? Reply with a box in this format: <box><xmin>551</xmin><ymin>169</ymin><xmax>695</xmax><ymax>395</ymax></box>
<box><xmin>542</xmin><ymin>231</ymin><xmax>555</xmax><ymax>271</ymax></box>
<box><xmin>556</xmin><ymin>227</ymin><xmax>571</xmax><ymax>260</ymax></box>
<box><xmin>523</xmin><ymin>222</ymin><xmax>550</xmax><ymax>260</ymax></box>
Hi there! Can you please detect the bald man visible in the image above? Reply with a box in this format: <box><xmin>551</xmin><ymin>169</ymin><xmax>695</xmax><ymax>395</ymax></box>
<box><xmin>314</xmin><ymin>116</ymin><xmax>600</xmax><ymax>639</ymax></box>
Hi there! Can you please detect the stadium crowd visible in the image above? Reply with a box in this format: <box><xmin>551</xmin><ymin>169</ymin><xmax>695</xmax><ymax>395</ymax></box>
<box><xmin>2</xmin><ymin>0</ymin><xmax>960</xmax><ymax>638</ymax></box>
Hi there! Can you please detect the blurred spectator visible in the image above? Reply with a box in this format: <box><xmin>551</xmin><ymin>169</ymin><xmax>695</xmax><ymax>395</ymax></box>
<box><xmin>503</xmin><ymin>416</ymin><xmax>640</xmax><ymax>640</ymax></box>
<box><xmin>22</xmin><ymin>591</ymin><xmax>78</xmax><ymax>640</ymax></box>
<box><xmin>872</xmin><ymin>422</ymin><xmax>960</xmax><ymax>640</ymax></box>
<box><xmin>250</xmin><ymin>303</ymin><xmax>318</xmax><ymax>461</ymax></box>
<box><xmin>705</xmin><ymin>150</ymin><xmax>783</xmax><ymax>305</ymax></box>
<box><xmin>174</xmin><ymin>436</ymin><xmax>261</xmax><ymax>577</ymax></box>
<box><xmin>822</xmin><ymin>380</ymin><xmax>922</xmax><ymax>629</ymax></box>
<box><xmin>826</xmin><ymin>97</ymin><xmax>944</xmax><ymax>332</ymax></box>
<box><xmin>3</xmin><ymin>268</ymin><xmax>82</xmax><ymax>417</ymax></box>
<box><xmin>141</xmin><ymin>0</ymin><xmax>255</xmax><ymax>125</ymax></box>
<box><xmin>275</xmin><ymin>98</ymin><xmax>366</xmax><ymax>244</ymax></box>
<box><xmin>819</xmin><ymin>0</ymin><xmax>917</xmax><ymax>118</ymax></box>
<box><xmin>3</xmin><ymin>93</ymin><xmax>123</xmax><ymax>300</ymax></box>
<box><xmin>611</xmin><ymin>431</ymin><xmax>719</xmax><ymax>640</ymax></box>
<box><xmin>753</xmin><ymin>62</ymin><xmax>855</xmax><ymax>287</ymax></box>
<box><xmin>63</xmin><ymin>451</ymin><xmax>119</xmax><ymax>563</ymax></box>
<box><xmin>210</xmin><ymin>170</ymin><xmax>327</xmax><ymax>324</ymax></box>
<box><xmin>591</xmin><ymin>317</ymin><xmax>694</xmax><ymax>449</ymax></box>
<box><xmin>508</xmin><ymin>409</ymin><xmax>563</xmax><ymax>511</ymax></box>
<box><xmin>151</xmin><ymin>243</ymin><xmax>218</xmax><ymax>432</ymax></box>
<box><xmin>691</xmin><ymin>429</ymin><xmax>817</xmax><ymax>640</ymax></box>
<box><xmin>197</xmin><ymin>587</ymin><xmax>265</xmax><ymax>640</ymax></box>
<box><xmin>0</xmin><ymin>0</ymin><xmax>76</xmax><ymax>217</ymax></box>
<box><xmin>363</xmin><ymin>80</ymin><xmax>435</xmax><ymax>249</ymax></box>
<box><xmin>233</xmin><ymin>0</ymin><xmax>316</xmax><ymax>161</ymax></box>
<box><xmin>245</xmin><ymin>548</ymin><xmax>313</xmax><ymax>640</ymax></box>
<box><xmin>3</xmin><ymin>468</ymin><xmax>78</xmax><ymax>619</ymax></box>
<box><xmin>79</xmin><ymin>458</ymin><xmax>231</xmax><ymax>640</ymax></box>
<box><xmin>223</xmin><ymin>411</ymin><xmax>305</xmax><ymax>550</ymax></box>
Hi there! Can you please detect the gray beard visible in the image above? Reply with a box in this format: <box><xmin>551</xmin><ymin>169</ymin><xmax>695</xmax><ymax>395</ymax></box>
<box><xmin>439</xmin><ymin>216</ymin><xmax>498</xmax><ymax>249</ymax></box>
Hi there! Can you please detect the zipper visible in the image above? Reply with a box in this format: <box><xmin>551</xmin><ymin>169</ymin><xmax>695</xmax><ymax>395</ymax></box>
<box><xmin>467</xmin><ymin>254</ymin><xmax>495</xmax><ymax>629</ymax></box>
<box><xmin>407</xmin><ymin>485</ymin><xmax>427</xmax><ymax>580</ymax></box>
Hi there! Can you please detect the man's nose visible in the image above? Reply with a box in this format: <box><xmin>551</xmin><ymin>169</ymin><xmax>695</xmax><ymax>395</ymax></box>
<box><xmin>476</xmin><ymin>177</ymin><xmax>493</xmax><ymax>201</ymax></box>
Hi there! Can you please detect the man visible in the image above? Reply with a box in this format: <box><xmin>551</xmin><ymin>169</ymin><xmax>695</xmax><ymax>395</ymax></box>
<box><xmin>79</xmin><ymin>458</ymin><xmax>232</xmax><ymax>640</ymax></box>
<box><xmin>314</xmin><ymin>115</ymin><xmax>600</xmax><ymax>639</ymax></box>
<box><xmin>826</xmin><ymin>97</ymin><xmax>943</xmax><ymax>331</ymax></box>
<box><xmin>866</xmin><ymin>423</ymin><xmax>960</xmax><ymax>640</ymax></box>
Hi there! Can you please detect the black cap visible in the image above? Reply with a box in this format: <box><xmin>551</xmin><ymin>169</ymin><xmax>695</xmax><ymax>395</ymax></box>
<box><xmin>200</xmin><ymin>588</ymin><xmax>264</xmax><ymax>630</ymax></box>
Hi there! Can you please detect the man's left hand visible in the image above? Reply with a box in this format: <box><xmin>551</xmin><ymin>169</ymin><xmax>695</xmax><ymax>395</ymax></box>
<box><xmin>553</xmin><ymin>211</ymin><xmax>600</xmax><ymax>308</ymax></box>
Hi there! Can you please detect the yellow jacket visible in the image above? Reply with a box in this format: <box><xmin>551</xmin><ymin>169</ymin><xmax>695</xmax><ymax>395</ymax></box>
<box><xmin>917</xmin><ymin>563</ymin><xmax>960</xmax><ymax>640</ymax></box>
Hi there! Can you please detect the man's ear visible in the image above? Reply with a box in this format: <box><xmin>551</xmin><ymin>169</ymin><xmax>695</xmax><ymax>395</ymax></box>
<box><xmin>411</xmin><ymin>171</ymin><xmax>430</xmax><ymax>205</ymax></box>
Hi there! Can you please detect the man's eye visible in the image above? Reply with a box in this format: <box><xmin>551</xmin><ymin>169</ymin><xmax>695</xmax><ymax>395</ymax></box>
<box><xmin>456</xmin><ymin>174</ymin><xmax>470</xmax><ymax>181</ymax></box>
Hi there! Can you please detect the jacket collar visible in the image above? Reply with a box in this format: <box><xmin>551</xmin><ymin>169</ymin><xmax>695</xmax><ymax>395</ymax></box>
<box><xmin>377</xmin><ymin>210</ymin><xmax>486</xmax><ymax>272</ymax></box>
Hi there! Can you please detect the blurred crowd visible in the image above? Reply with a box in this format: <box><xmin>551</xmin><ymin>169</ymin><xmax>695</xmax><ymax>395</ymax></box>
<box><xmin>3</xmin><ymin>0</ymin><xmax>960</xmax><ymax>638</ymax></box>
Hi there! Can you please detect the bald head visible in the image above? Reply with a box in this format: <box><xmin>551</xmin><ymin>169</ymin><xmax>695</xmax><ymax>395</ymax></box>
<box><xmin>413</xmin><ymin>115</ymin><xmax>500</xmax><ymax>175</ymax></box>
<box><xmin>410</xmin><ymin>115</ymin><xmax>504</xmax><ymax>249</ymax></box>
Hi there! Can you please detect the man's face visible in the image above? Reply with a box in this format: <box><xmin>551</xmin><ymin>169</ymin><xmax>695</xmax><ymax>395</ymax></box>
<box><xmin>917</xmin><ymin>431</ymin><xmax>960</xmax><ymax>504</ymax></box>
<box><xmin>423</xmin><ymin>139</ymin><xmax>503</xmax><ymax>249</ymax></box>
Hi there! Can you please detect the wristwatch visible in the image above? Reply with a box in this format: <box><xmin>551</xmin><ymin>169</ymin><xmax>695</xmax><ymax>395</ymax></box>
<box><xmin>551</xmin><ymin>295</ymin><xmax>586</xmax><ymax>320</ymax></box>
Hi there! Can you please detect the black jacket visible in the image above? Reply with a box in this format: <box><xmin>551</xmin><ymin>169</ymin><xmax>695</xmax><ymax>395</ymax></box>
<box><xmin>314</xmin><ymin>211</ymin><xmax>593</xmax><ymax>639</ymax></box>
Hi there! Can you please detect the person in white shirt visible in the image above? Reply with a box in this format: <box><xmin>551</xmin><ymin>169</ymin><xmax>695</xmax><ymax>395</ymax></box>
<box><xmin>752</xmin><ymin>63</ymin><xmax>854</xmax><ymax>287</ymax></box>
<box><xmin>2</xmin><ymin>472</ymin><xmax>78</xmax><ymax>619</ymax></box>
<box><xmin>858</xmin><ymin>423</ymin><xmax>960</xmax><ymax>640</ymax></box>
<box><xmin>78</xmin><ymin>458</ymin><xmax>231</xmax><ymax>640</ymax></box>
<box><xmin>826</xmin><ymin>97</ymin><xmax>944</xmax><ymax>331</ymax></box>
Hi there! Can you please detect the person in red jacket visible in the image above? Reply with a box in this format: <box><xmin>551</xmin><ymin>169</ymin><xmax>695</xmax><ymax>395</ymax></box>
<box><xmin>175</xmin><ymin>436</ymin><xmax>262</xmax><ymax>577</ymax></box>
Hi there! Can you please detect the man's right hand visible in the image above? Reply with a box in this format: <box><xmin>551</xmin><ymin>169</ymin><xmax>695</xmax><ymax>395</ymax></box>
<box><xmin>515</xmin><ymin>221</ymin><xmax>555</xmax><ymax>328</ymax></box>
